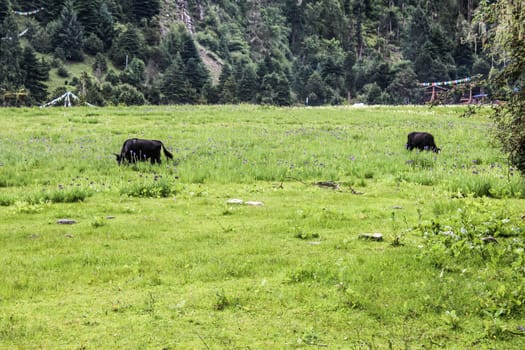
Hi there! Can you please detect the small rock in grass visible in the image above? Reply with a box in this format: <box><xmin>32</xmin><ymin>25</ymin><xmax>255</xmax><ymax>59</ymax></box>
<box><xmin>226</xmin><ymin>198</ymin><xmax>244</xmax><ymax>205</ymax></box>
<box><xmin>359</xmin><ymin>233</ymin><xmax>383</xmax><ymax>241</ymax></box>
<box><xmin>245</xmin><ymin>201</ymin><xmax>264</xmax><ymax>206</ymax></box>
<box><xmin>57</xmin><ymin>219</ymin><xmax>76</xmax><ymax>225</ymax></box>
<box><xmin>482</xmin><ymin>236</ymin><xmax>498</xmax><ymax>244</ymax></box>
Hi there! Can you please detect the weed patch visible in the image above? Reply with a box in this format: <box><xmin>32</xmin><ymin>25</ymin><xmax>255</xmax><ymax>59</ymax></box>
<box><xmin>417</xmin><ymin>199</ymin><xmax>525</xmax><ymax>324</ymax></box>
<box><xmin>119</xmin><ymin>174</ymin><xmax>178</xmax><ymax>198</ymax></box>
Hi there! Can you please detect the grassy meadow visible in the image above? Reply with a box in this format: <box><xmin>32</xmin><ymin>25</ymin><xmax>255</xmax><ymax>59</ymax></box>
<box><xmin>0</xmin><ymin>105</ymin><xmax>524</xmax><ymax>349</ymax></box>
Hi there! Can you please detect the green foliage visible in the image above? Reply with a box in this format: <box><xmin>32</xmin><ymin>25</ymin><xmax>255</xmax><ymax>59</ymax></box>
<box><xmin>0</xmin><ymin>11</ymin><xmax>22</xmax><ymax>91</ymax></box>
<box><xmin>119</xmin><ymin>173</ymin><xmax>177</xmax><ymax>198</ymax></box>
<box><xmin>19</xmin><ymin>186</ymin><xmax>94</xmax><ymax>205</ymax></box>
<box><xmin>160</xmin><ymin>53</ymin><xmax>193</xmax><ymax>104</ymax></box>
<box><xmin>418</xmin><ymin>199</ymin><xmax>525</xmax><ymax>319</ymax></box>
<box><xmin>113</xmin><ymin>83</ymin><xmax>145</xmax><ymax>105</ymax></box>
<box><xmin>52</xmin><ymin>0</ymin><xmax>84</xmax><ymax>61</ymax></box>
<box><xmin>20</xmin><ymin>47</ymin><xmax>49</xmax><ymax>104</ymax></box>
<box><xmin>119</xmin><ymin>57</ymin><xmax>145</xmax><ymax>87</ymax></box>
<box><xmin>83</xmin><ymin>33</ymin><xmax>104</xmax><ymax>55</ymax></box>
<box><xmin>2</xmin><ymin>1</ymin><xmax>508</xmax><ymax>106</ymax></box>
<box><xmin>110</xmin><ymin>24</ymin><xmax>145</xmax><ymax>68</ymax></box>
<box><xmin>482</xmin><ymin>1</ymin><xmax>525</xmax><ymax>174</ymax></box>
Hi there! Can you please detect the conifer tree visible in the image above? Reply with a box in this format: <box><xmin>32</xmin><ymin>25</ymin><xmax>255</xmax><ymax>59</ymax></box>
<box><xmin>0</xmin><ymin>11</ymin><xmax>22</xmax><ymax>91</ymax></box>
<box><xmin>52</xmin><ymin>0</ymin><xmax>84</xmax><ymax>61</ymax></box>
<box><xmin>217</xmin><ymin>65</ymin><xmax>237</xmax><ymax>104</ymax></box>
<box><xmin>96</xmin><ymin>2</ymin><xmax>115</xmax><ymax>50</ymax></box>
<box><xmin>161</xmin><ymin>53</ymin><xmax>194</xmax><ymax>104</ymax></box>
<box><xmin>0</xmin><ymin>0</ymin><xmax>10</xmax><ymax>23</ymax></box>
<box><xmin>120</xmin><ymin>57</ymin><xmax>145</xmax><ymax>87</ymax></box>
<box><xmin>74</xmin><ymin>0</ymin><xmax>99</xmax><ymax>34</ymax></box>
<box><xmin>132</xmin><ymin>0</ymin><xmax>160</xmax><ymax>22</ymax></box>
<box><xmin>20</xmin><ymin>47</ymin><xmax>49</xmax><ymax>104</ymax></box>
<box><xmin>110</xmin><ymin>24</ymin><xmax>145</xmax><ymax>68</ymax></box>
<box><xmin>237</xmin><ymin>64</ymin><xmax>258</xmax><ymax>103</ymax></box>
<box><xmin>38</xmin><ymin>0</ymin><xmax>67</xmax><ymax>24</ymax></box>
<box><xmin>403</xmin><ymin>5</ymin><xmax>431</xmax><ymax>62</ymax></box>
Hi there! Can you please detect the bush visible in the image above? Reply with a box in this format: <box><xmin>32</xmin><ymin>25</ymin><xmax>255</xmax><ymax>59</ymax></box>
<box><xmin>83</xmin><ymin>33</ymin><xmax>104</xmax><ymax>55</ymax></box>
<box><xmin>24</xmin><ymin>187</ymin><xmax>94</xmax><ymax>204</ymax></box>
<box><xmin>119</xmin><ymin>175</ymin><xmax>177</xmax><ymax>198</ymax></box>
<box><xmin>116</xmin><ymin>84</ymin><xmax>146</xmax><ymax>106</ymax></box>
<box><xmin>54</xmin><ymin>47</ymin><xmax>66</xmax><ymax>62</ymax></box>
<box><xmin>57</xmin><ymin>66</ymin><xmax>69</xmax><ymax>78</ymax></box>
<box><xmin>417</xmin><ymin>199</ymin><xmax>525</xmax><ymax>317</ymax></box>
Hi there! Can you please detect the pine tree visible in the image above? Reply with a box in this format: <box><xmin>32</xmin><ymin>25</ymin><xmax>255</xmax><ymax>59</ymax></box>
<box><xmin>110</xmin><ymin>24</ymin><xmax>145</xmax><ymax>68</ymax></box>
<box><xmin>237</xmin><ymin>64</ymin><xmax>258</xmax><ymax>103</ymax></box>
<box><xmin>259</xmin><ymin>72</ymin><xmax>291</xmax><ymax>106</ymax></box>
<box><xmin>133</xmin><ymin>0</ymin><xmax>160</xmax><ymax>22</ymax></box>
<box><xmin>96</xmin><ymin>2</ymin><xmax>115</xmax><ymax>50</ymax></box>
<box><xmin>305</xmin><ymin>71</ymin><xmax>326</xmax><ymax>106</ymax></box>
<box><xmin>39</xmin><ymin>0</ymin><xmax>67</xmax><ymax>24</ymax></box>
<box><xmin>217</xmin><ymin>65</ymin><xmax>237</xmax><ymax>104</ymax></box>
<box><xmin>73</xmin><ymin>0</ymin><xmax>100</xmax><ymax>34</ymax></box>
<box><xmin>120</xmin><ymin>57</ymin><xmax>145</xmax><ymax>87</ymax></box>
<box><xmin>403</xmin><ymin>5</ymin><xmax>431</xmax><ymax>62</ymax></box>
<box><xmin>161</xmin><ymin>53</ymin><xmax>194</xmax><ymax>104</ymax></box>
<box><xmin>0</xmin><ymin>0</ymin><xmax>10</xmax><ymax>23</ymax></box>
<box><xmin>0</xmin><ymin>11</ymin><xmax>23</xmax><ymax>91</ymax></box>
<box><xmin>20</xmin><ymin>47</ymin><xmax>49</xmax><ymax>104</ymax></box>
<box><xmin>52</xmin><ymin>0</ymin><xmax>84</xmax><ymax>61</ymax></box>
<box><xmin>184</xmin><ymin>57</ymin><xmax>210</xmax><ymax>95</ymax></box>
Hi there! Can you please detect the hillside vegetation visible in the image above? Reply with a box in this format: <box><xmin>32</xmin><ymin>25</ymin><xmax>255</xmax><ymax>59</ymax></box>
<box><xmin>1</xmin><ymin>0</ymin><xmax>495</xmax><ymax>106</ymax></box>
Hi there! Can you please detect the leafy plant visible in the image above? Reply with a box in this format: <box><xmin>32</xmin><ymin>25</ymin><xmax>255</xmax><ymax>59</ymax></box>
<box><xmin>119</xmin><ymin>175</ymin><xmax>177</xmax><ymax>198</ymax></box>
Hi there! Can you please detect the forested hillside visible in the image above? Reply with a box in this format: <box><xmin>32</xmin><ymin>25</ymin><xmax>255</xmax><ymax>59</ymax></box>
<box><xmin>0</xmin><ymin>0</ymin><xmax>496</xmax><ymax>106</ymax></box>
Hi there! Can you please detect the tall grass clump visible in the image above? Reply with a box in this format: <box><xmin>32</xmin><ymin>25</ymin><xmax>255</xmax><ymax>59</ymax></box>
<box><xmin>23</xmin><ymin>186</ymin><xmax>94</xmax><ymax>204</ymax></box>
<box><xmin>119</xmin><ymin>173</ymin><xmax>178</xmax><ymax>198</ymax></box>
<box><xmin>0</xmin><ymin>193</ymin><xmax>15</xmax><ymax>206</ymax></box>
<box><xmin>445</xmin><ymin>171</ymin><xmax>525</xmax><ymax>198</ymax></box>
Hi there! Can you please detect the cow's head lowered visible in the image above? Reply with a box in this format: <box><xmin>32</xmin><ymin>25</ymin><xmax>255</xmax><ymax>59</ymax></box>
<box><xmin>115</xmin><ymin>138</ymin><xmax>173</xmax><ymax>165</ymax></box>
<box><xmin>406</xmin><ymin>132</ymin><xmax>441</xmax><ymax>153</ymax></box>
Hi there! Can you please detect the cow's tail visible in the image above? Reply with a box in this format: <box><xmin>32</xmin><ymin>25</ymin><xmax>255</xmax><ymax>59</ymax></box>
<box><xmin>161</xmin><ymin>142</ymin><xmax>174</xmax><ymax>159</ymax></box>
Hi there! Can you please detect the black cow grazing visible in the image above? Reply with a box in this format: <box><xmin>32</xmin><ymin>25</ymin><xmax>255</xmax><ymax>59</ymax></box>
<box><xmin>114</xmin><ymin>138</ymin><xmax>174</xmax><ymax>165</ymax></box>
<box><xmin>406</xmin><ymin>132</ymin><xmax>441</xmax><ymax>153</ymax></box>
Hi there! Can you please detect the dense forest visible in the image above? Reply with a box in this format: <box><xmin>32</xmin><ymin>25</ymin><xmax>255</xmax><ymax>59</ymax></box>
<box><xmin>0</xmin><ymin>0</ymin><xmax>505</xmax><ymax>106</ymax></box>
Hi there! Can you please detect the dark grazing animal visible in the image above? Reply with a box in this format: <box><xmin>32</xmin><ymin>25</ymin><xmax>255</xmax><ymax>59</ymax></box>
<box><xmin>114</xmin><ymin>138</ymin><xmax>174</xmax><ymax>165</ymax></box>
<box><xmin>406</xmin><ymin>132</ymin><xmax>441</xmax><ymax>153</ymax></box>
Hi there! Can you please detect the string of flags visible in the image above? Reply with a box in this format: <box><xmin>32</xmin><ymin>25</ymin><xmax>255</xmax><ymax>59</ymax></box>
<box><xmin>40</xmin><ymin>91</ymin><xmax>95</xmax><ymax>108</ymax></box>
<box><xmin>13</xmin><ymin>8</ymin><xmax>44</xmax><ymax>16</ymax></box>
<box><xmin>418</xmin><ymin>77</ymin><xmax>472</xmax><ymax>87</ymax></box>
<box><xmin>40</xmin><ymin>91</ymin><xmax>80</xmax><ymax>108</ymax></box>
<box><xmin>1</xmin><ymin>7</ymin><xmax>43</xmax><ymax>40</ymax></box>
<box><xmin>1</xmin><ymin>28</ymin><xmax>29</xmax><ymax>41</ymax></box>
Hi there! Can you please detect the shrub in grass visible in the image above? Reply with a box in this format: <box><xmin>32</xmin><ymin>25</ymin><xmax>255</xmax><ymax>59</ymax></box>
<box><xmin>447</xmin><ymin>174</ymin><xmax>525</xmax><ymax>198</ymax></box>
<box><xmin>23</xmin><ymin>187</ymin><xmax>94</xmax><ymax>204</ymax></box>
<box><xmin>0</xmin><ymin>194</ymin><xmax>14</xmax><ymax>206</ymax></box>
<box><xmin>56</xmin><ymin>66</ymin><xmax>69</xmax><ymax>78</ymax></box>
<box><xmin>120</xmin><ymin>175</ymin><xmax>177</xmax><ymax>198</ymax></box>
<box><xmin>418</xmin><ymin>199</ymin><xmax>525</xmax><ymax>318</ymax></box>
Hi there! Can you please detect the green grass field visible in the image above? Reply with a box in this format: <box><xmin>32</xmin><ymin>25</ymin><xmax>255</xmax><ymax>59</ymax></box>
<box><xmin>0</xmin><ymin>105</ymin><xmax>524</xmax><ymax>349</ymax></box>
